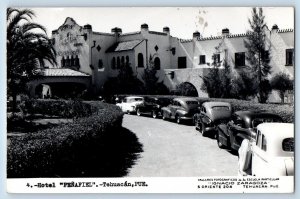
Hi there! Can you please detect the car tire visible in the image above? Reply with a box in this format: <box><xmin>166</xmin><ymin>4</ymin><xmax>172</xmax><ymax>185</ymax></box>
<box><xmin>162</xmin><ymin>112</ymin><xmax>166</xmax><ymax>120</ymax></box>
<box><xmin>176</xmin><ymin>115</ymin><xmax>181</xmax><ymax>124</ymax></box>
<box><xmin>136</xmin><ymin>108</ymin><xmax>141</xmax><ymax>116</ymax></box>
<box><xmin>200</xmin><ymin>123</ymin><xmax>206</xmax><ymax>136</ymax></box>
<box><xmin>127</xmin><ymin>110</ymin><xmax>131</xmax><ymax>115</ymax></box>
<box><xmin>152</xmin><ymin>111</ymin><xmax>157</xmax><ymax>119</ymax></box>
<box><xmin>216</xmin><ymin>133</ymin><xmax>226</xmax><ymax>149</ymax></box>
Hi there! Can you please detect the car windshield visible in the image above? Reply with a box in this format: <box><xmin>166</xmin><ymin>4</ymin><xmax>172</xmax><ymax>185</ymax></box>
<box><xmin>127</xmin><ymin>98</ymin><xmax>143</xmax><ymax>103</ymax></box>
<box><xmin>186</xmin><ymin>101</ymin><xmax>199</xmax><ymax>105</ymax></box>
<box><xmin>282</xmin><ymin>138</ymin><xmax>294</xmax><ymax>152</ymax></box>
<box><xmin>252</xmin><ymin>117</ymin><xmax>282</xmax><ymax>128</ymax></box>
<box><xmin>158</xmin><ymin>98</ymin><xmax>172</xmax><ymax>106</ymax></box>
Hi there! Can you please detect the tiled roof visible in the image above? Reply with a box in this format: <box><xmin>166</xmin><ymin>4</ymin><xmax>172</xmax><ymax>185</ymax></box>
<box><xmin>106</xmin><ymin>39</ymin><xmax>143</xmax><ymax>52</ymax></box>
<box><xmin>42</xmin><ymin>68</ymin><xmax>90</xmax><ymax>77</ymax></box>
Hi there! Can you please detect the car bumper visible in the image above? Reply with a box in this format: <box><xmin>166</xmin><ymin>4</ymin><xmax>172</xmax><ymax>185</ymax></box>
<box><xmin>180</xmin><ymin>116</ymin><xmax>193</xmax><ymax>120</ymax></box>
<box><xmin>204</xmin><ymin>126</ymin><xmax>217</xmax><ymax>133</ymax></box>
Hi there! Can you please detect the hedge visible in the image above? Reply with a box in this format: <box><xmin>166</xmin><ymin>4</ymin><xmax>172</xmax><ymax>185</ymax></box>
<box><xmin>7</xmin><ymin>101</ymin><xmax>126</xmax><ymax>178</ymax></box>
<box><xmin>19</xmin><ymin>99</ymin><xmax>94</xmax><ymax>118</ymax></box>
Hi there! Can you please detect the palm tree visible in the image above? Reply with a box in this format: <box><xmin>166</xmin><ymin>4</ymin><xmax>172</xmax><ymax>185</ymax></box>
<box><xmin>7</xmin><ymin>8</ymin><xmax>56</xmax><ymax>113</ymax></box>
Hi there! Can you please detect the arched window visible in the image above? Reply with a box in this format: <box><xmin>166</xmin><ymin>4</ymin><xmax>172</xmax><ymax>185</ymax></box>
<box><xmin>138</xmin><ymin>53</ymin><xmax>144</xmax><ymax>68</ymax></box>
<box><xmin>61</xmin><ymin>57</ymin><xmax>65</xmax><ymax>67</ymax></box>
<box><xmin>66</xmin><ymin>56</ymin><xmax>70</xmax><ymax>67</ymax></box>
<box><xmin>111</xmin><ymin>57</ymin><xmax>116</xmax><ymax>69</ymax></box>
<box><xmin>154</xmin><ymin>57</ymin><xmax>161</xmax><ymax>70</ymax></box>
<box><xmin>98</xmin><ymin>59</ymin><xmax>103</xmax><ymax>69</ymax></box>
<box><xmin>75</xmin><ymin>55</ymin><xmax>80</xmax><ymax>67</ymax></box>
<box><xmin>121</xmin><ymin>56</ymin><xmax>125</xmax><ymax>67</ymax></box>
<box><xmin>125</xmin><ymin>56</ymin><xmax>129</xmax><ymax>66</ymax></box>
<box><xmin>117</xmin><ymin>57</ymin><xmax>120</xmax><ymax>69</ymax></box>
<box><xmin>71</xmin><ymin>55</ymin><xmax>75</xmax><ymax>66</ymax></box>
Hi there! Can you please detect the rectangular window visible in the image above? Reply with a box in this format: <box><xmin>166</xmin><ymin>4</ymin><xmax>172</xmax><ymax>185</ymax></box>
<box><xmin>286</xmin><ymin>49</ymin><xmax>294</xmax><ymax>66</ymax></box>
<box><xmin>199</xmin><ymin>55</ymin><xmax>206</xmax><ymax>65</ymax></box>
<box><xmin>178</xmin><ymin>57</ymin><xmax>187</xmax><ymax>68</ymax></box>
<box><xmin>235</xmin><ymin>52</ymin><xmax>245</xmax><ymax>67</ymax></box>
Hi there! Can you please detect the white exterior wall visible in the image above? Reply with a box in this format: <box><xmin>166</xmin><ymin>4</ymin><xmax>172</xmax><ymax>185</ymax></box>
<box><xmin>50</xmin><ymin>18</ymin><xmax>294</xmax><ymax>100</ymax></box>
<box><xmin>52</xmin><ymin>18</ymin><xmax>92</xmax><ymax>75</ymax></box>
<box><xmin>268</xmin><ymin>31</ymin><xmax>294</xmax><ymax>78</ymax></box>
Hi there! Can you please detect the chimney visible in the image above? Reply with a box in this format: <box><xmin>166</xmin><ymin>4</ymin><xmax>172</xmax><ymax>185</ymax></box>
<box><xmin>83</xmin><ymin>24</ymin><xmax>92</xmax><ymax>34</ymax></box>
<box><xmin>111</xmin><ymin>27</ymin><xmax>122</xmax><ymax>35</ymax></box>
<box><xmin>83</xmin><ymin>24</ymin><xmax>92</xmax><ymax>30</ymax></box>
<box><xmin>193</xmin><ymin>31</ymin><xmax>200</xmax><ymax>39</ymax></box>
<box><xmin>222</xmin><ymin>28</ymin><xmax>230</xmax><ymax>36</ymax></box>
<box><xmin>272</xmin><ymin>24</ymin><xmax>279</xmax><ymax>32</ymax></box>
<box><xmin>163</xmin><ymin>26</ymin><xmax>170</xmax><ymax>35</ymax></box>
<box><xmin>141</xmin><ymin>23</ymin><xmax>149</xmax><ymax>31</ymax></box>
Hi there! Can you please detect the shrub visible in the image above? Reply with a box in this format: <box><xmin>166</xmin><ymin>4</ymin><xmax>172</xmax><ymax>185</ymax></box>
<box><xmin>7</xmin><ymin>102</ymin><xmax>126</xmax><ymax>178</ymax></box>
<box><xmin>19</xmin><ymin>99</ymin><xmax>93</xmax><ymax>118</ymax></box>
<box><xmin>270</xmin><ymin>72</ymin><xmax>294</xmax><ymax>104</ymax></box>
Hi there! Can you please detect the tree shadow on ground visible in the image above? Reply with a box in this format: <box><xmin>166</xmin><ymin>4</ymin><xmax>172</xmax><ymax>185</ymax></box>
<box><xmin>54</xmin><ymin>127</ymin><xmax>143</xmax><ymax>177</ymax></box>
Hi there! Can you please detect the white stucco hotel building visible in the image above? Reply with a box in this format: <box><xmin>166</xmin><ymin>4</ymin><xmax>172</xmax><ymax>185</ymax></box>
<box><xmin>29</xmin><ymin>17</ymin><xmax>294</xmax><ymax>101</ymax></box>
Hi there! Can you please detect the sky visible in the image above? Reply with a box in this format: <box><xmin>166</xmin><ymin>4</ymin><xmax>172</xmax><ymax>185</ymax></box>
<box><xmin>21</xmin><ymin>7</ymin><xmax>294</xmax><ymax>39</ymax></box>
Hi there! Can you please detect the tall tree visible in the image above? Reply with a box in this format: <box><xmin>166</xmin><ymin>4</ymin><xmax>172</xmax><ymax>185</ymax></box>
<box><xmin>141</xmin><ymin>55</ymin><xmax>169</xmax><ymax>95</ymax></box>
<box><xmin>7</xmin><ymin>8</ymin><xmax>56</xmax><ymax>112</ymax></box>
<box><xmin>244</xmin><ymin>7</ymin><xmax>272</xmax><ymax>103</ymax></box>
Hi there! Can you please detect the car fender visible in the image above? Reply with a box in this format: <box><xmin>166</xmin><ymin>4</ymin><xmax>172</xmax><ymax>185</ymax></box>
<box><xmin>176</xmin><ymin>110</ymin><xmax>187</xmax><ymax>116</ymax></box>
<box><xmin>217</xmin><ymin>124</ymin><xmax>230</xmax><ymax>137</ymax></box>
<box><xmin>237</xmin><ymin>133</ymin><xmax>249</xmax><ymax>141</ymax></box>
<box><xmin>161</xmin><ymin>107</ymin><xmax>171</xmax><ymax>114</ymax></box>
<box><xmin>238</xmin><ymin>139</ymin><xmax>252</xmax><ymax>174</ymax></box>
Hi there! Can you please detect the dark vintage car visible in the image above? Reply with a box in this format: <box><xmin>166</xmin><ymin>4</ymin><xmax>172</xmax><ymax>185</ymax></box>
<box><xmin>161</xmin><ymin>97</ymin><xmax>200</xmax><ymax>124</ymax></box>
<box><xmin>216</xmin><ymin>111</ymin><xmax>283</xmax><ymax>151</ymax></box>
<box><xmin>135</xmin><ymin>97</ymin><xmax>172</xmax><ymax>118</ymax></box>
<box><xmin>194</xmin><ymin>102</ymin><xmax>232</xmax><ymax>137</ymax></box>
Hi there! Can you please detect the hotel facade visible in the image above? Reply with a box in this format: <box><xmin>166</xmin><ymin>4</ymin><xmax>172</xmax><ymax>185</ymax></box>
<box><xmin>29</xmin><ymin>17</ymin><xmax>294</xmax><ymax>102</ymax></box>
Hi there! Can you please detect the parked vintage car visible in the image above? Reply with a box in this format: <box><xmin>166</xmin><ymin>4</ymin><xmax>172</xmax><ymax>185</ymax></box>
<box><xmin>135</xmin><ymin>97</ymin><xmax>172</xmax><ymax>118</ymax></box>
<box><xmin>161</xmin><ymin>97</ymin><xmax>200</xmax><ymax>124</ymax></box>
<box><xmin>194</xmin><ymin>101</ymin><xmax>232</xmax><ymax>137</ymax></box>
<box><xmin>238</xmin><ymin>123</ymin><xmax>294</xmax><ymax>176</ymax></box>
<box><xmin>216</xmin><ymin>111</ymin><xmax>283</xmax><ymax>150</ymax></box>
<box><xmin>116</xmin><ymin>96</ymin><xmax>144</xmax><ymax>114</ymax></box>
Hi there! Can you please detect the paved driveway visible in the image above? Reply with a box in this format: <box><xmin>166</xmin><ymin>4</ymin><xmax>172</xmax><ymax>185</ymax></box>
<box><xmin>123</xmin><ymin>114</ymin><xmax>238</xmax><ymax>177</ymax></box>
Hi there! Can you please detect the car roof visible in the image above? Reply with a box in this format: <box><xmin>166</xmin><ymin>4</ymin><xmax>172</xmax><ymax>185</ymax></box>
<box><xmin>203</xmin><ymin>101</ymin><xmax>231</xmax><ymax>108</ymax></box>
<box><xmin>125</xmin><ymin>96</ymin><xmax>143</xmax><ymax>99</ymax></box>
<box><xmin>257</xmin><ymin>123</ymin><xmax>294</xmax><ymax>139</ymax></box>
<box><xmin>234</xmin><ymin>110</ymin><xmax>282</xmax><ymax>120</ymax></box>
<box><xmin>174</xmin><ymin>97</ymin><xmax>198</xmax><ymax>102</ymax></box>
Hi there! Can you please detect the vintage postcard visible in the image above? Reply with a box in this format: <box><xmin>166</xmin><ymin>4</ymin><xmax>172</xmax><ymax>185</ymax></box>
<box><xmin>6</xmin><ymin>7</ymin><xmax>294</xmax><ymax>193</ymax></box>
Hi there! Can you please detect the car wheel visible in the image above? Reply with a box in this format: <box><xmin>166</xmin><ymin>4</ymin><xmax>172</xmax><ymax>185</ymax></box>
<box><xmin>176</xmin><ymin>115</ymin><xmax>181</xmax><ymax>124</ymax></box>
<box><xmin>162</xmin><ymin>112</ymin><xmax>166</xmax><ymax>120</ymax></box>
<box><xmin>152</xmin><ymin>111</ymin><xmax>157</xmax><ymax>119</ymax></box>
<box><xmin>136</xmin><ymin>108</ymin><xmax>141</xmax><ymax>116</ymax></box>
<box><xmin>127</xmin><ymin>110</ymin><xmax>131</xmax><ymax>115</ymax></box>
<box><xmin>200</xmin><ymin>123</ymin><xmax>206</xmax><ymax>136</ymax></box>
<box><xmin>216</xmin><ymin>133</ymin><xmax>226</xmax><ymax>149</ymax></box>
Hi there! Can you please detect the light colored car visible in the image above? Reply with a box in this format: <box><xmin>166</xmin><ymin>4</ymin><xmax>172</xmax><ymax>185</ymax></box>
<box><xmin>238</xmin><ymin>123</ymin><xmax>294</xmax><ymax>176</ymax></box>
<box><xmin>116</xmin><ymin>96</ymin><xmax>144</xmax><ymax>114</ymax></box>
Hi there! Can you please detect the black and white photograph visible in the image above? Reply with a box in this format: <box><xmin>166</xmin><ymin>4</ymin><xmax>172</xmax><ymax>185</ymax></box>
<box><xmin>6</xmin><ymin>7</ymin><xmax>294</xmax><ymax>193</ymax></box>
